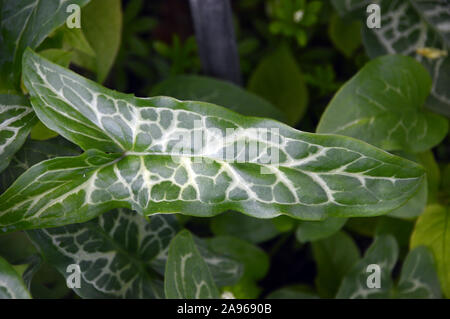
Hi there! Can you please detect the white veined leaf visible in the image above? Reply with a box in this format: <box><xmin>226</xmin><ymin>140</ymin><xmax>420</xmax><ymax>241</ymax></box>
<box><xmin>165</xmin><ymin>229</ymin><xmax>220</xmax><ymax>299</ymax></box>
<box><xmin>0</xmin><ymin>94</ymin><xmax>37</xmax><ymax>174</ymax></box>
<box><xmin>0</xmin><ymin>256</ymin><xmax>32</xmax><ymax>299</ymax></box>
<box><xmin>0</xmin><ymin>49</ymin><xmax>426</xmax><ymax>232</ymax></box>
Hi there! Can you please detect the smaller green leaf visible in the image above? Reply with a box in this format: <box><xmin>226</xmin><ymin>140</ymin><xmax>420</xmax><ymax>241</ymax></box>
<box><xmin>205</xmin><ymin>235</ymin><xmax>269</xmax><ymax>297</ymax></box>
<box><xmin>336</xmin><ymin>234</ymin><xmax>398</xmax><ymax>298</ymax></box>
<box><xmin>81</xmin><ymin>0</ymin><xmax>122</xmax><ymax>82</ymax></box>
<box><xmin>328</xmin><ymin>12</ymin><xmax>361</xmax><ymax>58</ymax></box>
<box><xmin>0</xmin><ymin>94</ymin><xmax>37</xmax><ymax>173</ymax></box>
<box><xmin>411</xmin><ymin>204</ymin><xmax>450</xmax><ymax>298</ymax></box>
<box><xmin>296</xmin><ymin>217</ymin><xmax>347</xmax><ymax>243</ymax></box>
<box><xmin>396</xmin><ymin>246</ymin><xmax>441</xmax><ymax>299</ymax></box>
<box><xmin>211</xmin><ymin>212</ymin><xmax>280</xmax><ymax>244</ymax></box>
<box><xmin>248</xmin><ymin>45</ymin><xmax>308</xmax><ymax>126</ymax></box>
<box><xmin>151</xmin><ymin>75</ymin><xmax>286</xmax><ymax>122</ymax></box>
<box><xmin>165</xmin><ymin>230</ymin><xmax>220</xmax><ymax>299</ymax></box>
<box><xmin>312</xmin><ymin>231</ymin><xmax>360</xmax><ymax>298</ymax></box>
<box><xmin>0</xmin><ymin>256</ymin><xmax>31</xmax><ymax>299</ymax></box>
<box><xmin>317</xmin><ymin>55</ymin><xmax>448</xmax><ymax>152</ymax></box>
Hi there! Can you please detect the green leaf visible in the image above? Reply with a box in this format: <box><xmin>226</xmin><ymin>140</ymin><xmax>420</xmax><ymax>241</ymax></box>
<box><xmin>375</xmin><ymin>216</ymin><xmax>414</xmax><ymax>247</ymax></box>
<box><xmin>312</xmin><ymin>231</ymin><xmax>360</xmax><ymax>298</ymax></box>
<box><xmin>328</xmin><ymin>12</ymin><xmax>361</xmax><ymax>58</ymax></box>
<box><xmin>336</xmin><ymin>234</ymin><xmax>398</xmax><ymax>298</ymax></box>
<box><xmin>396</xmin><ymin>246</ymin><xmax>441</xmax><ymax>298</ymax></box>
<box><xmin>193</xmin><ymin>237</ymin><xmax>243</xmax><ymax>288</ymax></box>
<box><xmin>0</xmin><ymin>137</ymin><xmax>81</xmax><ymax>193</ymax></box>
<box><xmin>27</xmin><ymin>209</ymin><xmax>179</xmax><ymax>298</ymax></box>
<box><xmin>165</xmin><ymin>229</ymin><xmax>220</xmax><ymax>299</ymax></box>
<box><xmin>211</xmin><ymin>212</ymin><xmax>280</xmax><ymax>244</ymax></box>
<box><xmin>0</xmin><ymin>255</ymin><xmax>31</xmax><ymax>299</ymax></box>
<box><xmin>331</xmin><ymin>0</ymin><xmax>372</xmax><ymax>19</ymax></box>
<box><xmin>151</xmin><ymin>75</ymin><xmax>286</xmax><ymax>122</ymax></box>
<box><xmin>22</xmin><ymin>254</ymin><xmax>43</xmax><ymax>290</ymax></box>
<box><xmin>0</xmin><ymin>0</ymin><xmax>90</xmax><ymax>90</ymax></box>
<box><xmin>266</xmin><ymin>285</ymin><xmax>318</xmax><ymax>299</ymax></box>
<box><xmin>81</xmin><ymin>0</ymin><xmax>122</xmax><ymax>83</ymax></box>
<box><xmin>296</xmin><ymin>217</ymin><xmax>347</xmax><ymax>243</ymax></box>
<box><xmin>30</xmin><ymin>121</ymin><xmax>59</xmax><ymax>141</ymax></box>
<box><xmin>360</xmin><ymin>0</ymin><xmax>450</xmax><ymax>117</ymax></box>
<box><xmin>38</xmin><ymin>49</ymin><xmax>73</xmax><ymax>68</ymax></box>
<box><xmin>6</xmin><ymin>49</ymin><xmax>427</xmax><ymax>231</ymax></box>
<box><xmin>248</xmin><ymin>45</ymin><xmax>309</xmax><ymax>126</ymax></box>
<box><xmin>411</xmin><ymin>204</ymin><xmax>450</xmax><ymax>298</ymax></box>
<box><xmin>205</xmin><ymin>236</ymin><xmax>269</xmax><ymax>298</ymax></box>
<box><xmin>0</xmin><ymin>94</ymin><xmax>37</xmax><ymax>173</ymax></box>
<box><xmin>317</xmin><ymin>55</ymin><xmax>448</xmax><ymax>152</ymax></box>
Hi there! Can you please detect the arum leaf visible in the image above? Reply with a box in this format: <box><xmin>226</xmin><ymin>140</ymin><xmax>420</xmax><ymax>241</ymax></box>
<box><xmin>0</xmin><ymin>94</ymin><xmax>37</xmax><ymax>174</ymax></box>
<box><xmin>312</xmin><ymin>231</ymin><xmax>360</xmax><ymax>298</ymax></box>
<box><xmin>296</xmin><ymin>217</ymin><xmax>347</xmax><ymax>243</ymax></box>
<box><xmin>0</xmin><ymin>0</ymin><xmax>90</xmax><ymax>90</ymax></box>
<box><xmin>0</xmin><ymin>256</ymin><xmax>31</xmax><ymax>299</ymax></box>
<box><xmin>30</xmin><ymin>121</ymin><xmax>59</xmax><ymax>141</ymax></box>
<box><xmin>336</xmin><ymin>234</ymin><xmax>398</xmax><ymax>298</ymax></box>
<box><xmin>4</xmin><ymin>49</ymin><xmax>427</xmax><ymax>231</ymax></box>
<box><xmin>165</xmin><ymin>229</ymin><xmax>220</xmax><ymax>299</ymax></box>
<box><xmin>193</xmin><ymin>238</ymin><xmax>243</xmax><ymax>288</ymax></box>
<box><xmin>248</xmin><ymin>45</ymin><xmax>309</xmax><ymax>126</ymax></box>
<box><xmin>397</xmin><ymin>246</ymin><xmax>441</xmax><ymax>299</ymax></box>
<box><xmin>151</xmin><ymin>75</ymin><xmax>286</xmax><ymax>122</ymax></box>
<box><xmin>27</xmin><ymin>209</ymin><xmax>179</xmax><ymax>298</ymax></box>
<box><xmin>317</xmin><ymin>55</ymin><xmax>448</xmax><ymax>152</ymax></box>
<box><xmin>81</xmin><ymin>0</ymin><xmax>122</xmax><ymax>83</ymax></box>
<box><xmin>411</xmin><ymin>204</ymin><xmax>450</xmax><ymax>298</ymax></box>
<box><xmin>38</xmin><ymin>49</ymin><xmax>73</xmax><ymax>68</ymax></box>
<box><xmin>328</xmin><ymin>13</ymin><xmax>361</xmax><ymax>58</ymax></box>
<box><xmin>205</xmin><ymin>236</ymin><xmax>269</xmax><ymax>298</ymax></box>
<box><xmin>0</xmin><ymin>137</ymin><xmax>81</xmax><ymax>193</ymax></box>
<box><xmin>360</xmin><ymin>0</ymin><xmax>450</xmax><ymax>117</ymax></box>
<box><xmin>22</xmin><ymin>254</ymin><xmax>43</xmax><ymax>290</ymax></box>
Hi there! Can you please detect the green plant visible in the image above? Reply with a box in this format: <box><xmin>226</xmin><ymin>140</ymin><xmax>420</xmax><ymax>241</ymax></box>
<box><xmin>0</xmin><ymin>0</ymin><xmax>448</xmax><ymax>300</ymax></box>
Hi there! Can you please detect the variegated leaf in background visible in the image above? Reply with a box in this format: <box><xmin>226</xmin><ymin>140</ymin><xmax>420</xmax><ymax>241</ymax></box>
<box><xmin>27</xmin><ymin>209</ymin><xmax>242</xmax><ymax>298</ymax></box>
<box><xmin>0</xmin><ymin>49</ymin><xmax>426</xmax><ymax>232</ymax></box>
<box><xmin>0</xmin><ymin>0</ymin><xmax>90</xmax><ymax>90</ymax></box>
<box><xmin>317</xmin><ymin>55</ymin><xmax>448</xmax><ymax>152</ymax></box>
<box><xmin>334</xmin><ymin>0</ymin><xmax>450</xmax><ymax>117</ymax></box>
<box><xmin>165</xmin><ymin>229</ymin><xmax>220</xmax><ymax>299</ymax></box>
<box><xmin>0</xmin><ymin>256</ymin><xmax>31</xmax><ymax>299</ymax></box>
<box><xmin>0</xmin><ymin>94</ymin><xmax>37</xmax><ymax>174</ymax></box>
<box><xmin>336</xmin><ymin>234</ymin><xmax>441</xmax><ymax>298</ymax></box>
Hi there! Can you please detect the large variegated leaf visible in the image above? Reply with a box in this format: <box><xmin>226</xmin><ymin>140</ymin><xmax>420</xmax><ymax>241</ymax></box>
<box><xmin>0</xmin><ymin>94</ymin><xmax>37</xmax><ymax>174</ymax></box>
<box><xmin>317</xmin><ymin>55</ymin><xmax>448</xmax><ymax>152</ymax></box>
<box><xmin>27</xmin><ymin>209</ymin><xmax>176</xmax><ymax>298</ymax></box>
<box><xmin>2</xmin><ymin>49</ymin><xmax>426</xmax><ymax>231</ymax></box>
<box><xmin>0</xmin><ymin>256</ymin><xmax>31</xmax><ymax>299</ymax></box>
<box><xmin>358</xmin><ymin>0</ymin><xmax>450</xmax><ymax>117</ymax></box>
<box><xmin>165</xmin><ymin>230</ymin><xmax>220</xmax><ymax>299</ymax></box>
<box><xmin>0</xmin><ymin>136</ymin><xmax>80</xmax><ymax>193</ymax></box>
<box><xmin>0</xmin><ymin>0</ymin><xmax>90</xmax><ymax>90</ymax></box>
